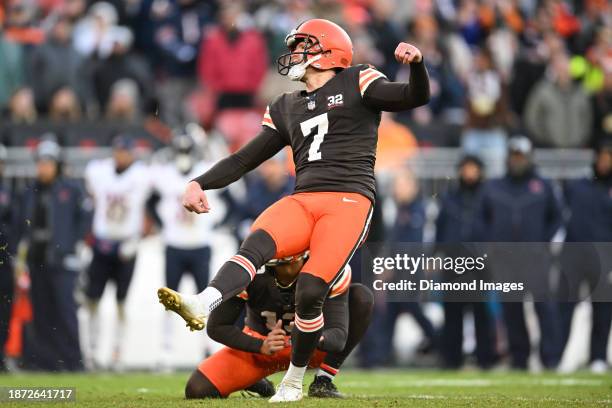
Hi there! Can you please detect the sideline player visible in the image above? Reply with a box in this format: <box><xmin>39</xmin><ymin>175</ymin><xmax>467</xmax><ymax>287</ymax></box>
<box><xmin>84</xmin><ymin>135</ymin><xmax>151</xmax><ymax>370</ymax></box>
<box><xmin>179</xmin><ymin>254</ymin><xmax>374</xmax><ymax>399</ymax></box>
<box><xmin>159</xmin><ymin>18</ymin><xmax>429</xmax><ymax>401</ymax></box>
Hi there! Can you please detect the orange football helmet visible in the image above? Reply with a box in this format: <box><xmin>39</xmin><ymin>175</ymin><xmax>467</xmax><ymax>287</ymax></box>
<box><xmin>277</xmin><ymin>19</ymin><xmax>353</xmax><ymax>80</ymax></box>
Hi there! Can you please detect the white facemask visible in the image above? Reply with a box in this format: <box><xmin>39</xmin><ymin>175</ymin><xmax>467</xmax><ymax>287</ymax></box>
<box><xmin>288</xmin><ymin>54</ymin><xmax>322</xmax><ymax>81</ymax></box>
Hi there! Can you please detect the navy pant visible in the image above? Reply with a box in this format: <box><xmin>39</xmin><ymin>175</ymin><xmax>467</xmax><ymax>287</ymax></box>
<box><xmin>441</xmin><ymin>301</ymin><xmax>498</xmax><ymax>369</ymax></box>
<box><xmin>86</xmin><ymin>248</ymin><xmax>136</xmax><ymax>302</ymax></box>
<box><xmin>23</xmin><ymin>261</ymin><xmax>82</xmax><ymax>371</ymax></box>
<box><xmin>165</xmin><ymin>246</ymin><xmax>211</xmax><ymax>292</ymax></box>
<box><xmin>558</xmin><ymin>245</ymin><xmax>612</xmax><ymax>363</ymax></box>
<box><xmin>502</xmin><ymin>302</ymin><xmax>562</xmax><ymax>369</ymax></box>
<box><xmin>559</xmin><ymin>302</ymin><xmax>611</xmax><ymax>363</ymax></box>
<box><xmin>360</xmin><ymin>300</ymin><xmax>437</xmax><ymax>367</ymax></box>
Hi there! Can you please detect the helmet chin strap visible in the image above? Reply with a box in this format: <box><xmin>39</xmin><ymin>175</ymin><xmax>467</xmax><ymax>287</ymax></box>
<box><xmin>288</xmin><ymin>54</ymin><xmax>322</xmax><ymax>81</ymax></box>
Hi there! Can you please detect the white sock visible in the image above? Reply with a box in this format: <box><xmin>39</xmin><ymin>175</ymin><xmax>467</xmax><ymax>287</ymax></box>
<box><xmin>282</xmin><ymin>363</ymin><xmax>307</xmax><ymax>387</ymax></box>
<box><xmin>316</xmin><ymin>368</ymin><xmax>335</xmax><ymax>380</ymax></box>
<box><xmin>197</xmin><ymin>287</ymin><xmax>222</xmax><ymax>314</ymax></box>
<box><xmin>87</xmin><ymin>304</ymin><xmax>100</xmax><ymax>360</ymax></box>
<box><xmin>113</xmin><ymin>304</ymin><xmax>126</xmax><ymax>361</ymax></box>
<box><xmin>162</xmin><ymin>314</ymin><xmax>174</xmax><ymax>352</ymax></box>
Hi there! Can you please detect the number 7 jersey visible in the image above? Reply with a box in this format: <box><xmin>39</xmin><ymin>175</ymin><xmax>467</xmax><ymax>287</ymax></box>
<box><xmin>263</xmin><ymin>65</ymin><xmax>387</xmax><ymax>204</ymax></box>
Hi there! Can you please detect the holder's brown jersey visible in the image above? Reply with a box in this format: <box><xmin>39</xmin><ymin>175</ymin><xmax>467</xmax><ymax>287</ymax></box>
<box><xmin>205</xmin><ymin>265</ymin><xmax>351</xmax><ymax>353</ymax></box>
<box><xmin>263</xmin><ymin>65</ymin><xmax>387</xmax><ymax>203</ymax></box>
<box><xmin>241</xmin><ymin>265</ymin><xmax>351</xmax><ymax>337</ymax></box>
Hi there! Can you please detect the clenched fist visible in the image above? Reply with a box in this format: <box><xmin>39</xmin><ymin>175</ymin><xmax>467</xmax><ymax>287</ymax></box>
<box><xmin>182</xmin><ymin>181</ymin><xmax>210</xmax><ymax>213</ymax></box>
<box><xmin>394</xmin><ymin>42</ymin><xmax>423</xmax><ymax>64</ymax></box>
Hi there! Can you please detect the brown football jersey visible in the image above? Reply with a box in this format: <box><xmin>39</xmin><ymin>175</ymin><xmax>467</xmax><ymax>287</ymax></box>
<box><xmin>240</xmin><ymin>265</ymin><xmax>351</xmax><ymax>336</ymax></box>
<box><xmin>263</xmin><ymin>65</ymin><xmax>387</xmax><ymax>203</ymax></box>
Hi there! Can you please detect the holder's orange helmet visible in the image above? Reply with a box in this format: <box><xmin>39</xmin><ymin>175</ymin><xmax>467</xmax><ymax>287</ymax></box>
<box><xmin>277</xmin><ymin>19</ymin><xmax>353</xmax><ymax>76</ymax></box>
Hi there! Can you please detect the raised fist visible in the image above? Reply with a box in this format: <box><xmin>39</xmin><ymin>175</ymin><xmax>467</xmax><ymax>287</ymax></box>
<box><xmin>394</xmin><ymin>42</ymin><xmax>423</xmax><ymax>64</ymax></box>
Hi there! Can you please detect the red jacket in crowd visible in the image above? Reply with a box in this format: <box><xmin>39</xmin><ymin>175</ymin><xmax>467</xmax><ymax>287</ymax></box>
<box><xmin>197</xmin><ymin>26</ymin><xmax>268</xmax><ymax>94</ymax></box>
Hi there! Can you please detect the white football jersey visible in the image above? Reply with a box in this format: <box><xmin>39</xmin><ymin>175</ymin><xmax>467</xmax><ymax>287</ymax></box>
<box><xmin>151</xmin><ymin>161</ymin><xmax>226</xmax><ymax>249</ymax></box>
<box><xmin>85</xmin><ymin>158</ymin><xmax>152</xmax><ymax>241</ymax></box>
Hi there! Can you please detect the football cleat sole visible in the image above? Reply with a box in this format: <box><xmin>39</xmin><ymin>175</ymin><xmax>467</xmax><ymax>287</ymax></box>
<box><xmin>157</xmin><ymin>287</ymin><xmax>205</xmax><ymax>331</ymax></box>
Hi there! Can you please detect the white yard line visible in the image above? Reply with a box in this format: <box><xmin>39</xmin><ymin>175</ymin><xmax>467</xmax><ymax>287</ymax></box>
<box><xmin>341</xmin><ymin>378</ymin><xmax>605</xmax><ymax>387</ymax></box>
<box><xmin>349</xmin><ymin>393</ymin><xmax>611</xmax><ymax>404</ymax></box>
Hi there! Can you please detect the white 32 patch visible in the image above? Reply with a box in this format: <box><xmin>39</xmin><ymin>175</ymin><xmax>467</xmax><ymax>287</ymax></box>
<box><xmin>327</xmin><ymin>94</ymin><xmax>344</xmax><ymax>108</ymax></box>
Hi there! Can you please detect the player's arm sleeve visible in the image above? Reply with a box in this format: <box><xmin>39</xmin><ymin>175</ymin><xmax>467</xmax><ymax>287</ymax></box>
<box><xmin>561</xmin><ymin>181</ymin><xmax>576</xmax><ymax>226</ymax></box>
<box><xmin>83</xmin><ymin>162</ymin><xmax>95</xmax><ymax>197</ymax></box>
<box><xmin>145</xmin><ymin>191</ymin><xmax>162</xmax><ymax>228</ymax></box>
<box><xmin>191</xmin><ymin>125</ymin><xmax>287</xmax><ymax>190</ymax></box>
<box><xmin>206</xmin><ymin>296</ymin><xmax>264</xmax><ymax>353</ymax></box>
<box><xmin>434</xmin><ymin>198</ymin><xmax>447</xmax><ymax>244</ymax></box>
<box><xmin>545</xmin><ymin>182</ymin><xmax>564</xmax><ymax>241</ymax></box>
<box><xmin>318</xmin><ymin>291</ymin><xmax>349</xmax><ymax>353</ymax></box>
<box><xmin>361</xmin><ymin>61</ymin><xmax>430</xmax><ymax>112</ymax></box>
<box><xmin>74</xmin><ymin>183</ymin><xmax>91</xmax><ymax>241</ymax></box>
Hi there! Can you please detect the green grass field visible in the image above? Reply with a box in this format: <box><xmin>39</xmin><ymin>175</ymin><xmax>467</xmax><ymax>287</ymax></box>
<box><xmin>1</xmin><ymin>370</ymin><xmax>611</xmax><ymax>407</ymax></box>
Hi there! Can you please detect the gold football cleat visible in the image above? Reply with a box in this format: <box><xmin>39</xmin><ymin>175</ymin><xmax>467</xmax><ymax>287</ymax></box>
<box><xmin>157</xmin><ymin>287</ymin><xmax>206</xmax><ymax>331</ymax></box>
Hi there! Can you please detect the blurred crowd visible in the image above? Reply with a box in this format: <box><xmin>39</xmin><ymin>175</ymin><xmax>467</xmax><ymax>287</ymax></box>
<box><xmin>0</xmin><ymin>0</ymin><xmax>611</xmax><ymax>150</ymax></box>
